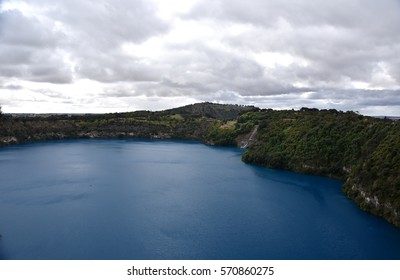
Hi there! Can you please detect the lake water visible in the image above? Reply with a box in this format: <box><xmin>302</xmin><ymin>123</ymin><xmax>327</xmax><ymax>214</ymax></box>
<box><xmin>0</xmin><ymin>139</ymin><xmax>399</xmax><ymax>260</ymax></box>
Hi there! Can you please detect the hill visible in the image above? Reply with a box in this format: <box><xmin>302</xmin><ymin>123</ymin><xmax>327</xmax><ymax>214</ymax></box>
<box><xmin>163</xmin><ymin>102</ymin><xmax>257</xmax><ymax>120</ymax></box>
<box><xmin>0</xmin><ymin>102</ymin><xmax>256</xmax><ymax>145</ymax></box>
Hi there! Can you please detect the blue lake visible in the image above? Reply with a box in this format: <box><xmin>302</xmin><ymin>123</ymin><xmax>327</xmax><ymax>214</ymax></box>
<box><xmin>0</xmin><ymin>139</ymin><xmax>400</xmax><ymax>260</ymax></box>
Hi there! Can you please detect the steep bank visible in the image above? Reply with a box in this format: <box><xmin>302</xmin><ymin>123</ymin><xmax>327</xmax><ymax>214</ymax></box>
<box><xmin>343</xmin><ymin>127</ymin><xmax>400</xmax><ymax>227</ymax></box>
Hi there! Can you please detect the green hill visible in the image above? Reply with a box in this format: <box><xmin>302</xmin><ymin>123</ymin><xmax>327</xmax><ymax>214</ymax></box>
<box><xmin>0</xmin><ymin>102</ymin><xmax>255</xmax><ymax>144</ymax></box>
<box><xmin>163</xmin><ymin>102</ymin><xmax>258</xmax><ymax>120</ymax></box>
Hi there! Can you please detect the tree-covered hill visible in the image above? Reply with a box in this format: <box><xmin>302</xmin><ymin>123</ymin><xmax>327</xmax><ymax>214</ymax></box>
<box><xmin>0</xmin><ymin>102</ymin><xmax>255</xmax><ymax>145</ymax></box>
<box><xmin>163</xmin><ymin>102</ymin><xmax>258</xmax><ymax>120</ymax></box>
<box><xmin>238</xmin><ymin>108</ymin><xmax>400</xmax><ymax>227</ymax></box>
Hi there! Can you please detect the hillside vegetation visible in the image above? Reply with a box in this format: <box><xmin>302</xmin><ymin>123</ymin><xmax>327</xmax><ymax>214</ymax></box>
<box><xmin>0</xmin><ymin>102</ymin><xmax>399</xmax><ymax>228</ymax></box>
<box><xmin>238</xmin><ymin>108</ymin><xmax>400</xmax><ymax>227</ymax></box>
<box><xmin>0</xmin><ymin>103</ymin><xmax>254</xmax><ymax>145</ymax></box>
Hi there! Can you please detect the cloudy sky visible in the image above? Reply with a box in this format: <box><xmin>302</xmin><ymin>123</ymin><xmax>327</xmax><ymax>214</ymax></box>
<box><xmin>1</xmin><ymin>0</ymin><xmax>400</xmax><ymax>115</ymax></box>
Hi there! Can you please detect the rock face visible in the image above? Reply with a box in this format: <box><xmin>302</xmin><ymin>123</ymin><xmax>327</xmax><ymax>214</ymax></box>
<box><xmin>0</xmin><ymin>136</ymin><xmax>18</xmax><ymax>144</ymax></box>
<box><xmin>345</xmin><ymin>184</ymin><xmax>400</xmax><ymax>227</ymax></box>
<box><xmin>240</xmin><ymin>125</ymin><xmax>258</xmax><ymax>148</ymax></box>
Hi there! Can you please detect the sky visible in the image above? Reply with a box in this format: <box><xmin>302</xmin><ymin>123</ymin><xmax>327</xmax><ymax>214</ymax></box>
<box><xmin>0</xmin><ymin>0</ymin><xmax>400</xmax><ymax>115</ymax></box>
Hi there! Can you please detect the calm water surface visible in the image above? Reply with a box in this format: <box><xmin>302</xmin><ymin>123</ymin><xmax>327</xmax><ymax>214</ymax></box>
<box><xmin>0</xmin><ymin>139</ymin><xmax>399</xmax><ymax>260</ymax></box>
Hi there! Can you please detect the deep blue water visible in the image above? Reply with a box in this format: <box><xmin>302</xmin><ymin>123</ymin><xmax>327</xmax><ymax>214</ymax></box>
<box><xmin>0</xmin><ymin>139</ymin><xmax>400</xmax><ymax>260</ymax></box>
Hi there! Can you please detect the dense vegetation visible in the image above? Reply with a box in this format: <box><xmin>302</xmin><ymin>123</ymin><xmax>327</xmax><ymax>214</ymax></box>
<box><xmin>1</xmin><ymin>102</ymin><xmax>399</xmax><ymax>228</ymax></box>
<box><xmin>241</xmin><ymin>108</ymin><xmax>369</xmax><ymax>177</ymax></box>
<box><xmin>239</xmin><ymin>108</ymin><xmax>400</xmax><ymax>227</ymax></box>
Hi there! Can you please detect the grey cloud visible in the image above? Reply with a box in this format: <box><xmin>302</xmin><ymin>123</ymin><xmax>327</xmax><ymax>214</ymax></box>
<box><xmin>0</xmin><ymin>63</ymin><xmax>72</xmax><ymax>84</ymax></box>
<box><xmin>34</xmin><ymin>89</ymin><xmax>67</xmax><ymax>99</ymax></box>
<box><xmin>0</xmin><ymin>9</ymin><xmax>57</xmax><ymax>48</ymax></box>
<box><xmin>0</xmin><ymin>46</ymin><xmax>33</xmax><ymax>65</ymax></box>
<box><xmin>3</xmin><ymin>0</ymin><xmax>170</xmax><ymax>87</ymax></box>
<box><xmin>1</xmin><ymin>83</ymin><xmax>22</xmax><ymax>90</ymax></box>
<box><xmin>190</xmin><ymin>0</ymin><xmax>400</xmax><ymax>90</ymax></box>
<box><xmin>75</xmin><ymin>52</ymin><xmax>163</xmax><ymax>83</ymax></box>
<box><xmin>51</xmin><ymin>0</ymin><xmax>170</xmax><ymax>83</ymax></box>
<box><xmin>156</xmin><ymin>43</ymin><xmax>298</xmax><ymax>97</ymax></box>
<box><xmin>101</xmin><ymin>83</ymin><xmax>138</xmax><ymax>98</ymax></box>
<box><xmin>47</xmin><ymin>0</ymin><xmax>168</xmax><ymax>48</ymax></box>
<box><xmin>0</xmin><ymin>9</ymin><xmax>72</xmax><ymax>83</ymax></box>
<box><xmin>281</xmin><ymin>27</ymin><xmax>398</xmax><ymax>86</ymax></box>
<box><xmin>387</xmin><ymin>56</ymin><xmax>400</xmax><ymax>85</ymax></box>
<box><xmin>307</xmin><ymin>89</ymin><xmax>400</xmax><ymax>108</ymax></box>
<box><xmin>347</xmin><ymin>90</ymin><xmax>400</xmax><ymax>107</ymax></box>
<box><xmin>0</xmin><ymin>0</ymin><xmax>169</xmax><ymax>85</ymax></box>
<box><xmin>0</xmin><ymin>51</ymin><xmax>73</xmax><ymax>84</ymax></box>
<box><xmin>190</xmin><ymin>0</ymin><xmax>400</xmax><ymax>33</ymax></box>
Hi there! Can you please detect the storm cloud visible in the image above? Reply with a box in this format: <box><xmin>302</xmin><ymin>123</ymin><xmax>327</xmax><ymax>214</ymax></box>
<box><xmin>0</xmin><ymin>0</ymin><xmax>399</xmax><ymax>115</ymax></box>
